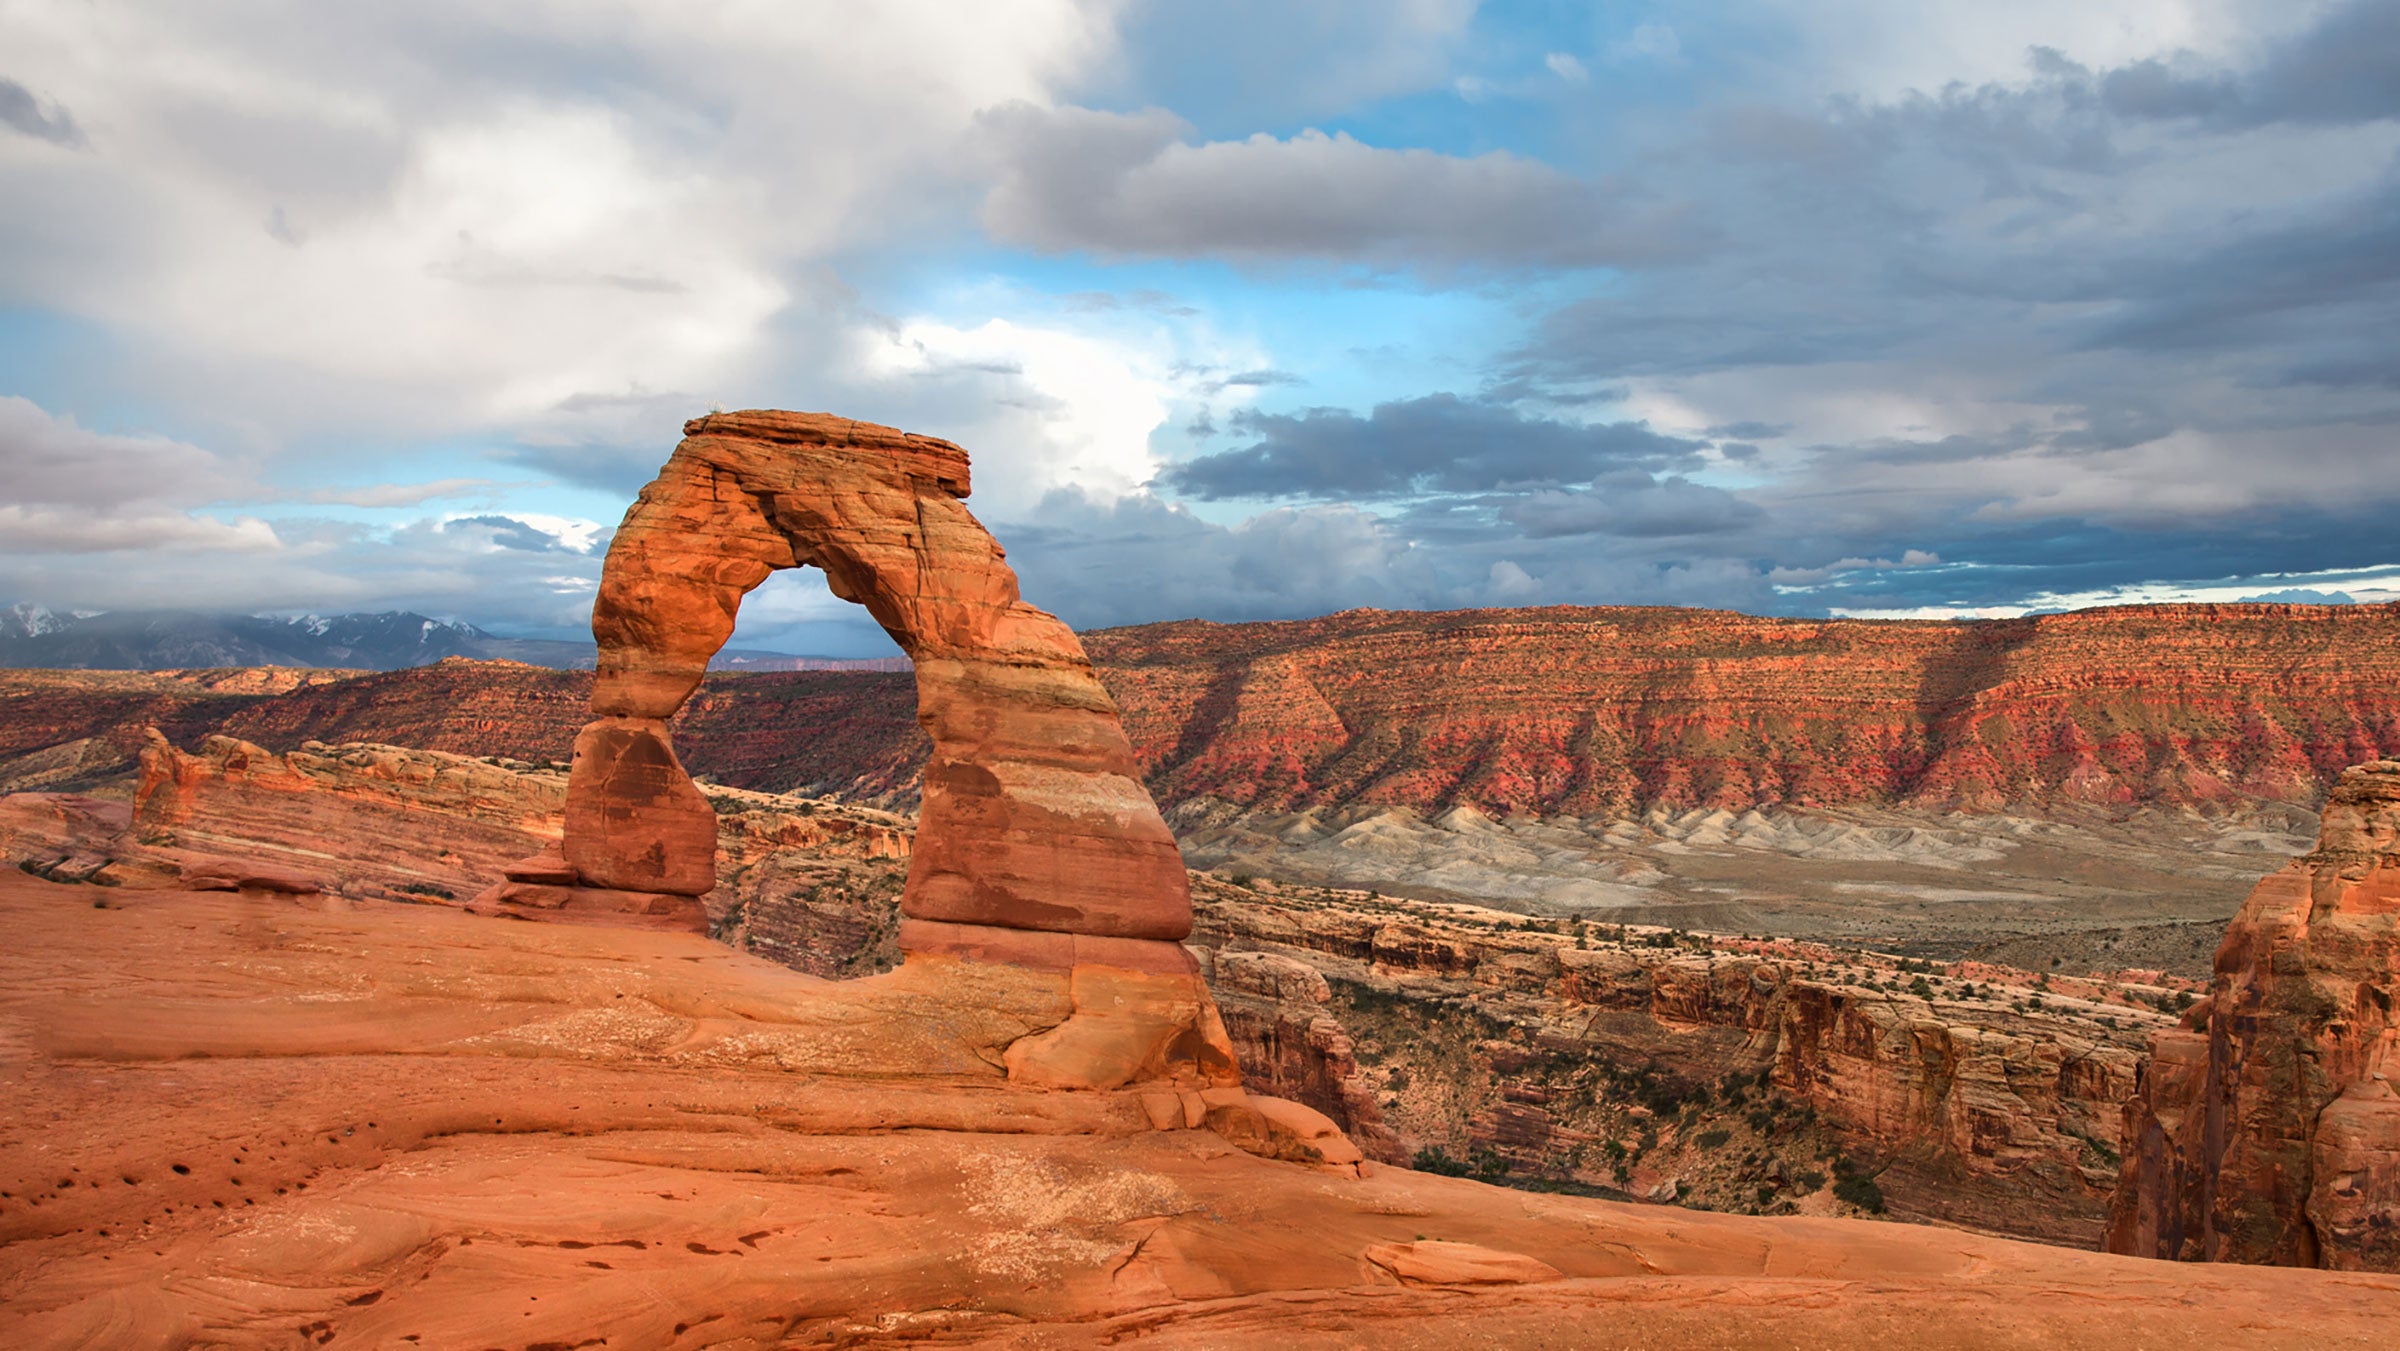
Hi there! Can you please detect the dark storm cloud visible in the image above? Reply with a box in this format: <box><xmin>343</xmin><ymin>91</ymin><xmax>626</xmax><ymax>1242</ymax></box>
<box><xmin>977</xmin><ymin>103</ymin><xmax>1697</xmax><ymax>270</ymax></box>
<box><xmin>2102</xmin><ymin>0</ymin><xmax>2400</xmax><ymax>128</ymax></box>
<box><xmin>1790</xmin><ymin>506</ymin><xmax>2400</xmax><ymax>611</ymax></box>
<box><xmin>2079</xmin><ymin>174</ymin><xmax>2400</xmax><ymax>362</ymax></box>
<box><xmin>995</xmin><ymin>490</ymin><xmax>1444</xmax><ymax>627</ymax></box>
<box><xmin>1500</xmin><ymin>476</ymin><xmax>1765</xmax><ymax>539</ymax></box>
<box><xmin>1704</xmin><ymin>421</ymin><xmax>1790</xmax><ymax>441</ymax></box>
<box><xmin>1160</xmin><ymin>394</ymin><xmax>1705</xmax><ymax>500</ymax></box>
<box><xmin>0</xmin><ymin>77</ymin><xmax>82</xmax><ymax>147</ymax></box>
<box><xmin>0</xmin><ymin>76</ymin><xmax>84</xmax><ymax>146</ymax></box>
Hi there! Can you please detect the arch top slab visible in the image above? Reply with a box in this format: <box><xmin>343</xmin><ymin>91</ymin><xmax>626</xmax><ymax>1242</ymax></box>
<box><xmin>570</xmin><ymin>409</ymin><xmax>1194</xmax><ymax>947</ymax></box>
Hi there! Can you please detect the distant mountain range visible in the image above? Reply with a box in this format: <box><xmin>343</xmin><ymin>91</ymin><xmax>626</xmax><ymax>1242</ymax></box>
<box><xmin>0</xmin><ymin>605</ymin><xmax>908</xmax><ymax>674</ymax></box>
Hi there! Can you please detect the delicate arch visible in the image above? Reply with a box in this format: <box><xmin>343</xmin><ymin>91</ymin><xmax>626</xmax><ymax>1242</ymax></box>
<box><xmin>553</xmin><ymin>410</ymin><xmax>1193</xmax><ymax>963</ymax></box>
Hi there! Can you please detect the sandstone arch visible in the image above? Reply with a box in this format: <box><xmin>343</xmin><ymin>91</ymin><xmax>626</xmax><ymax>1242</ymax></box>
<box><xmin>475</xmin><ymin>411</ymin><xmax>1253</xmax><ymax>1100</ymax></box>
<box><xmin>552</xmin><ymin>410</ymin><xmax>1196</xmax><ymax>967</ymax></box>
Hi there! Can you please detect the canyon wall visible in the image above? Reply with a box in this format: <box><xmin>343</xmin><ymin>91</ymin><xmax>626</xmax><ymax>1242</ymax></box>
<box><xmin>1092</xmin><ymin>603</ymin><xmax>2400</xmax><ymax>816</ymax></box>
<box><xmin>1188</xmin><ymin>882</ymin><xmax>2166</xmax><ymax>1245</ymax></box>
<box><xmin>2107</xmin><ymin>760</ymin><xmax>2400</xmax><ymax>1271</ymax></box>
<box><xmin>12</xmin><ymin>602</ymin><xmax>2399</xmax><ymax>821</ymax></box>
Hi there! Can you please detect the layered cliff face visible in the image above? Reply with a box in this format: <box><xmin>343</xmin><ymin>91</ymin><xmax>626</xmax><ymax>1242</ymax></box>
<box><xmin>129</xmin><ymin>729</ymin><xmax>572</xmax><ymax>900</ymax></box>
<box><xmin>10</xmin><ymin>602</ymin><xmax>2400</xmax><ymax>823</ymax></box>
<box><xmin>1091</xmin><ymin>603</ymin><xmax>2400</xmax><ymax>816</ymax></box>
<box><xmin>2107</xmin><ymin>760</ymin><xmax>2400</xmax><ymax>1271</ymax></box>
<box><xmin>1188</xmin><ymin>881</ymin><xmax>2167</xmax><ymax>1245</ymax></box>
<box><xmin>0</xmin><ymin>668</ymin><xmax>348</xmax><ymax>794</ymax></box>
<box><xmin>0</xmin><ymin>662</ymin><xmax>927</xmax><ymax>806</ymax></box>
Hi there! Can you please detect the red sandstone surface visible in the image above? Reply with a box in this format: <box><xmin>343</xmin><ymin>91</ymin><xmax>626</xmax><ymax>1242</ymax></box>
<box><xmin>3</xmin><ymin>872</ymin><xmax>2393</xmax><ymax>1348</ymax></box>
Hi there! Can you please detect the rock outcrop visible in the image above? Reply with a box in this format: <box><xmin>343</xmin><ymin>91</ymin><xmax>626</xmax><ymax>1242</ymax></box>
<box><xmin>2108</xmin><ymin>760</ymin><xmax>2400</xmax><ymax>1271</ymax></box>
<box><xmin>1</xmin><ymin>728</ymin><xmax>918</xmax><ymax>948</ymax></box>
<box><xmin>8</xmin><ymin>729</ymin><xmax>2174</xmax><ymax>1247</ymax></box>
<box><xmin>514</xmin><ymin>410</ymin><xmax>1239</xmax><ymax>1094</ymax></box>
<box><xmin>127</xmin><ymin>728</ymin><xmax>568</xmax><ymax>902</ymax></box>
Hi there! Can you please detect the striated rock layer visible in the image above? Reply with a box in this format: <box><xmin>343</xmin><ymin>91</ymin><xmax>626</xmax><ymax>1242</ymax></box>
<box><xmin>2</xmin><ymin>872</ymin><xmax>2392</xmax><ymax>1349</ymax></box>
<box><xmin>13</xmin><ymin>601</ymin><xmax>2400</xmax><ymax>822</ymax></box>
<box><xmin>2108</xmin><ymin>760</ymin><xmax>2400</xmax><ymax>1271</ymax></box>
<box><xmin>1093</xmin><ymin>602</ymin><xmax>2400</xmax><ymax>816</ymax></box>
<box><xmin>0</xmin><ymin>730</ymin><xmax>914</xmax><ymax>949</ymax></box>
<box><xmin>1190</xmin><ymin>881</ymin><xmax>2164</xmax><ymax>1246</ymax></box>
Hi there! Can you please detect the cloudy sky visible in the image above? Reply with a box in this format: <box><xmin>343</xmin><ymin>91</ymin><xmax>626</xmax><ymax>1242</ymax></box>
<box><xmin>3</xmin><ymin>1</ymin><xmax>2395</xmax><ymax>655</ymax></box>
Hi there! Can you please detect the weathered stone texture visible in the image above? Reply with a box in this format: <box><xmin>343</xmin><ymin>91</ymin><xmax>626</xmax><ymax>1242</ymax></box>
<box><xmin>2108</xmin><ymin>760</ymin><xmax>2400</xmax><ymax>1270</ymax></box>
<box><xmin>560</xmin><ymin>410</ymin><xmax>1192</xmax><ymax>954</ymax></box>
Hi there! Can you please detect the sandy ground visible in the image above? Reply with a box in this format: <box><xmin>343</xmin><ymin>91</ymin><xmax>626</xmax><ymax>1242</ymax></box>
<box><xmin>1176</xmin><ymin>800</ymin><xmax>2318</xmax><ymax>973</ymax></box>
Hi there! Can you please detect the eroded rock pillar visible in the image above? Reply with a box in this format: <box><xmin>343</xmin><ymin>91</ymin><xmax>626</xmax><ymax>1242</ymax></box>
<box><xmin>2106</xmin><ymin>759</ymin><xmax>2400</xmax><ymax>1271</ymax></box>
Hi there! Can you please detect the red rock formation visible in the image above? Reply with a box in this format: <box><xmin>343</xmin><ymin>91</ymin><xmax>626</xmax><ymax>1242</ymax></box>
<box><xmin>213</xmin><ymin>660</ymin><xmax>929</xmax><ymax>805</ymax></box>
<box><xmin>2108</xmin><ymin>759</ymin><xmax>2400</xmax><ymax>1270</ymax></box>
<box><xmin>1092</xmin><ymin>603</ymin><xmax>2400</xmax><ymax>816</ymax></box>
<box><xmin>544</xmin><ymin>410</ymin><xmax>1192</xmax><ymax>949</ymax></box>
<box><xmin>0</xmin><ymin>669</ymin><xmax>316</xmax><ymax>795</ymax></box>
<box><xmin>125</xmin><ymin>729</ymin><xmax>568</xmax><ymax>903</ymax></box>
<box><xmin>5</xmin><ymin>725</ymin><xmax>918</xmax><ymax>955</ymax></box>
<box><xmin>527</xmin><ymin>410</ymin><xmax>1236</xmax><ymax>1092</ymax></box>
<box><xmin>13</xmin><ymin>602</ymin><xmax>2400</xmax><ymax>822</ymax></box>
<box><xmin>1202</xmin><ymin>947</ymin><xmax>1404</xmax><ymax>1162</ymax></box>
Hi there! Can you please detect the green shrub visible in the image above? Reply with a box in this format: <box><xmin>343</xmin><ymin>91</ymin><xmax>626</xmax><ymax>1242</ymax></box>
<box><xmin>1412</xmin><ymin>1147</ymin><xmax>1471</xmax><ymax>1176</ymax></box>
<box><xmin>1833</xmin><ymin>1173</ymin><xmax>1885</xmax><ymax>1213</ymax></box>
<box><xmin>1696</xmin><ymin>1129</ymin><xmax>1732</xmax><ymax>1149</ymax></box>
